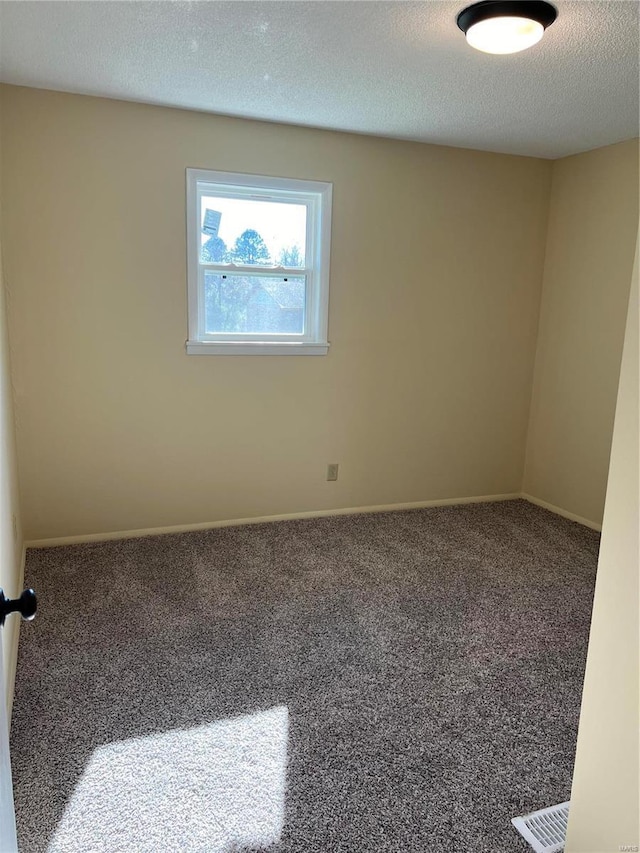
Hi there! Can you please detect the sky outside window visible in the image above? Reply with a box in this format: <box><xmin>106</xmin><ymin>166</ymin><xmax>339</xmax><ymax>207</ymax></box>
<box><xmin>200</xmin><ymin>196</ymin><xmax>307</xmax><ymax>265</ymax></box>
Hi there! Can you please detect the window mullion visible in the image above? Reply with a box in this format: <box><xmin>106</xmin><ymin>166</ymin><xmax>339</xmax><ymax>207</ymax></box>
<box><xmin>198</xmin><ymin>263</ymin><xmax>310</xmax><ymax>276</ymax></box>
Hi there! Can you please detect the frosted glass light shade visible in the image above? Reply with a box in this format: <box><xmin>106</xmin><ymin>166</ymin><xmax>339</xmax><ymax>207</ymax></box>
<box><xmin>457</xmin><ymin>2</ymin><xmax>557</xmax><ymax>57</ymax></box>
<box><xmin>466</xmin><ymin>16</ymin><xmax>544</xmax><ymax>54</ymax></box>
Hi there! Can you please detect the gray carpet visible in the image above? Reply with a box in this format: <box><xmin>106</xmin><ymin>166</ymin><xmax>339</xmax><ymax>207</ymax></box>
<box><xmin>10</xmin><ymin>499</ymin><xmax>599</xmax><ymax>853</ymax></box>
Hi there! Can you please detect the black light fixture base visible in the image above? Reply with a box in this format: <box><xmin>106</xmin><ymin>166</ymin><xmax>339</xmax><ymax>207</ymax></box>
<box><xmin>457</xmin><ymin>0</ymin><xmax>558</xmax><ymax>34</ymax></box>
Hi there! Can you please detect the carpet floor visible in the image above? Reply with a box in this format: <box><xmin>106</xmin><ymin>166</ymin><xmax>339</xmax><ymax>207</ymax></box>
<box><xmin>10</xmin><ymin>499</ymin><xmax>599</xmax><ymax>853</ymax></box>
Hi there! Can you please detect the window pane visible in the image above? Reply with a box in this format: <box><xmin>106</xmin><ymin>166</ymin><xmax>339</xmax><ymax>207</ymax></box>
<box><xmin>200</xmin><ymin>195</ymin><xmax>306</xmax><ymax>267</ymax></box>
<box><xmin>204</xmin><ymin>273</ymin><xmax>305</xmax><ymax>335</ymax></box>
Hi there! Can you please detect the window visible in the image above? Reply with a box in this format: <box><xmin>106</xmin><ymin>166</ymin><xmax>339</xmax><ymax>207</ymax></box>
<box><xmin>186</xmin><ymin>169</ymin><xmax>332</xmax><ymax>355</ymax></box>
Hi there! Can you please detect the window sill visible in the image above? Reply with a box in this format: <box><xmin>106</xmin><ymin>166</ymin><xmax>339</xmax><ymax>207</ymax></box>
<box><xmin>186</xmin><ymin>340</ymin><xmax>330</xmax><ymax>356</ymax></box>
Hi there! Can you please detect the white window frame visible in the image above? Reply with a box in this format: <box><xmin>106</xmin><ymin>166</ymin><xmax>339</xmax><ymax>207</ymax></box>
<box><xmin>186</xmin><ymin>169</ymin><xmax>332</xmax><ymax>355</ymax></box>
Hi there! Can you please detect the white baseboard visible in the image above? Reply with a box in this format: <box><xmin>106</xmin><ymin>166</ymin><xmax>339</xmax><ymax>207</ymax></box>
<box><xmin>25</xmin><ymin>492</ymin><xmax>521</xmax><ymax>549</ymax></box>
<box><xmin>521</xmin><ymin>493</ymin><xmax>602</xmax><ymax>531</ymax></box>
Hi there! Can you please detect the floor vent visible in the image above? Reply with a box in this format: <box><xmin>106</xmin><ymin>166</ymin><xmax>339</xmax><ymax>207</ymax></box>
<box><xmin>511</xmin><ymin>801</ymin><xmax>570</xmax><ymax>853</ymax></box>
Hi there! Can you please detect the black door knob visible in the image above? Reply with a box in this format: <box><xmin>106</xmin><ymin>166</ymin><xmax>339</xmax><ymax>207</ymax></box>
<box><xmin>0</xmin><ymin>588</ymin><xmax>37</xmax><ymax>626</ymax></box>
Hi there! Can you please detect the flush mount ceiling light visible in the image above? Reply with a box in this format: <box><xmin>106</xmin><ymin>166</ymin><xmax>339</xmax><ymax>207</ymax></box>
<box><xmin>457</xmin><ymin>0</ymin><xmax>557</xmax><ymax>54</ymax></box>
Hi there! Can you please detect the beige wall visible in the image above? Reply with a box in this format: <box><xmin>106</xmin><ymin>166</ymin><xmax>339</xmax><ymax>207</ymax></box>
<box><xmin>0</xmin><ymin>204</ymin><xmax>24</xmax><ymax>716</ymax></box>
<box><xmin>565</xmin><ymin>229</ymin><xmax>639</xmax><ymax>852</ymax></box>
<box><xmin>0</xmin><ymin>85</ymin><xmax>551</xmax><ymax>542</ymax></box>
<box><xmin>523</xmin><ymin>139</ymin><xmax>639</xmax><ymax>527</ymax></box>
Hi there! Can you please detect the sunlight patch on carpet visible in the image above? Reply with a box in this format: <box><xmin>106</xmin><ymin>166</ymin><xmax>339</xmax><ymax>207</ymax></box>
<box><xmin>47</xmin><ymin>706</ymin><xmax>289</xmax><ymax>853</ymax></box>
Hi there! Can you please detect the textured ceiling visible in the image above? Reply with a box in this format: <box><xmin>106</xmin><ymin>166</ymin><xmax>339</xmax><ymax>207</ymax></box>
<box><xmin>0</xmin><ymin>0</ymin><xmax>638</xmax><ymax>158</ymax></box>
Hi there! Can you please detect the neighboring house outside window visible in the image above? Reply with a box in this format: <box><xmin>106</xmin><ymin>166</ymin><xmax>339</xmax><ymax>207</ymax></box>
<box><xmin>186</xmin><ymin>169</ymin><xmax>332</xmax><ymax>355</ymax></box>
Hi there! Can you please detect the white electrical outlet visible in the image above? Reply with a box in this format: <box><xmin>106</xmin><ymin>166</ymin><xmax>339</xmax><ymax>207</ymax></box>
<box><xmin>326</xmin><ymin>463</ymin><xmax>339</xmax><ymax>481</ymax></box>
